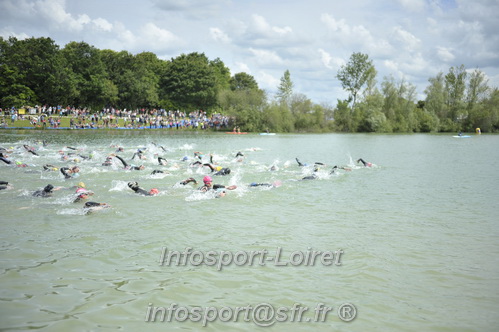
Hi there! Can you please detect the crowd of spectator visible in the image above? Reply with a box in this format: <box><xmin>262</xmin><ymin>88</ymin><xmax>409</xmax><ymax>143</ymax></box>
<box><xmin>0</xmin><ymin>106</ymin><xmax>232</xmax><ymax>130</ymax></box>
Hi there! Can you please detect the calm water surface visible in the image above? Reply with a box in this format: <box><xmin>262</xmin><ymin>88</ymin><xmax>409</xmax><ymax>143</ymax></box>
<box><xmin>0</xmin><ymin>130</ymin><xmax>498</xmax><ymax>331</ymax></box>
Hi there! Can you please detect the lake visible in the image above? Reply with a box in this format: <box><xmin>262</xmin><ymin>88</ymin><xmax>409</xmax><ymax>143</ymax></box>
<box><xmin>0</xmin><ymin>130</ymin><xmax>498</xmax><ymax>331</ymax></box>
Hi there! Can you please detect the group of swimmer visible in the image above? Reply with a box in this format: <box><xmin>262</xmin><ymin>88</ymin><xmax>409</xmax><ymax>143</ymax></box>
<box><xmin>1</xmin><ymin>140</ymin><xmax>375</xmax><ymax>212</ymax></box>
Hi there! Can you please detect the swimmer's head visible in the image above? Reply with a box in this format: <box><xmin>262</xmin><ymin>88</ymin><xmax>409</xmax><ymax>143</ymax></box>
<box><xmin>149</xmin><ymin>188</ymin><xmax>159</xmax><ymax>195</ymax></box>
<box><xmin>44</xmin><ymin>184</ymin><xmax>54</xmax><ymax>192</ymax></box>
<box><xmin>128</xmin><ymin>181</ymin><xmax>139</xmax><ymax>190</ymax></box>
<box><xmin>203</xmin><ymin>176</ymin><xmax>212</xmax><ymax>184</ymax></box>
<box><xmin>77</xmin><ymin>182</ymin><xmax>85</xmax><ymax>188</ymax></box>
<box><xmin>182</xmin><ymin>156</ymin><xmax>188</xmax><ymax>161</ymax></box>
<box><xmin>71</xmin><ymin>166</ymin><xmax>80</xmax><ymax>172</ymax></box>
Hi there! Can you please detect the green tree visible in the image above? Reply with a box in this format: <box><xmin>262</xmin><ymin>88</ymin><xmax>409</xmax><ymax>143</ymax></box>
<box><xmin>161</xmin><ymin>52</ymin><xmax>218</xmax><ymax>111</ymax></box>
<box><xmin>61</xmin><ymin>41</ymin><xmax>111</xmax><ymax>108</ymax></box>
<box><xmin>445</xmin><ymin>64</ymin><xmax>467</xmax><ymax>124</ymax></box>
<box><xmin>210</xmin><ymin>57</ymin><xmax>231</xmax><ymax>93</ymax></box>
<box><xmin>336</xmin><ymin>52</ymin><xmax>376</xmax><ymax>110</ymax></box>
<box><xmin>424</xmin><ymin>72</ymin><xmax>447</xmax><ymax>122</ymax></box>
<box><xmin>275</xmin><ymin>69</ymin><xmax>293</xmax><ymax>106</ymax></box>
<box><xmin>230</xmin><ymin>72</ymin><xmax>259</xmax><ymax>91</ymax></box>
<box><xmin>0</xmin><ymin>36</ymin><xmax>75</xmax><ymax>106</ymax></box>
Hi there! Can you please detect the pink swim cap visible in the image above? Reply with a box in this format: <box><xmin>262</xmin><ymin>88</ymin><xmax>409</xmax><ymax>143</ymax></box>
<box><xmin>203</xmin><ymin>176</ymin><xmax>212</xmax><ymax>184</ymax></box>
<box><xmin>149</xmin><ymin>188</ymin><xmax>159</xmax><ymax>195</ymax></box>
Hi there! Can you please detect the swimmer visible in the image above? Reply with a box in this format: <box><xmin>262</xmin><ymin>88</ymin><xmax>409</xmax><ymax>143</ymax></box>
<box><xmin>33</xmin><ymin>184</ymin><xmax>60</xmax><ymax>197</ymax></box>
<box><xmin>127</xmin><ymin>181</ymin><xmax>159</xmax><ymax>196</ymax></box>
<box><xmin>249</xmin><ymin>182</ymin><xmax>273</xmax><ymax>187</ymax></box>
<box><xmin>158</xmin><ymin>157</ymin><xmax>168</xmax><ymax>165</ymax></box>
<box><xmin>60</xmin><ymin>166</ymin><xmax>80</xmax><ymax>179</ymax></box>
<box><xmin>203</xmin><ymin>163</ymin><xmax>231</xmax><ymax>176</ymax></box>
<box><xmin>115</xmin><ymin>155</ymin><xmax>144</xmax><ymax>170</ymax></box>
<box><xmin>235</xmin><ymin>151</ymin><xmax>244</xmax><ymax>158</ymax></box>
<box><xmin>179</xmin><ymin>177</ymin><xmax>197</xmax><ymax>185</ymax></box>
<box><xmin>83</xmin><ymin>201</ymin><xmax>110</xmax><ymax>214</ymax></box>
<box><xmin>330</xmin><ymin>165</ymin><xmax>352</xmax><ymax>174</ymax></box>
<box><xmin>301</xmin><ymin>165</ymin><xmax>320</xmax><ymax>180</ymax></box>
<box><xmin>0</xmin><ymin>181</ymin><xmax>13</xmax><ymax>190</ymax></box>
<box><xmin>73</xmin><ymin>182</ymin><xmax>94</xmax><ymax>202</ymax></box>
<box><xmin>152</xmin><ymin>142</ymin><xmax>167</xmax><ymax>151</ymax></box>
<box><xmin>296</xmin><ymin>158</ymin><xmax>308</xmax><ymax>167</ymax></box>
<box><xmin>102</xmin><ymin>156</ymin><xmax>114</xmax><ymax>166</ymax></box>
<box><xmin>43</xmin><ymin>164</ymin><xmax>58</xmax><ymax>171</ymax></box>
<box><xmin>23</xmin><ymin>144</ymin><xmax>39</xmax><ymax>156</ymax></box>
<box><xmin>198</xmin><ymin>176</ymin><xmax>237</xmax><ymax>197</ymax></box>
<box><xmin>0</xmin><ymin>152</ymin><xmax>12</xmax><ymax>164</ymax></box>
<box><xmin>132</xmin><ymin>149</ymin><xmax>146</xmax><ymax>160</ymax></box>
<box><xmin>151</xmin><ymin>170</ymin><xmax>168</xmax><ymax>175</ymax></box>
<box><xmin>194</xmin><ymin>152</ymin><xmax>203</xmax><ymax>160</ymax></box>
<box><xmin>357</xmin><ymin>158</ymin><xmax>372</xmax><ymax>167</ymax></box>
<box><xmin>77</xmin><ymin>154</ymin><xmax>91</xmax><ymax>160</ymax></box>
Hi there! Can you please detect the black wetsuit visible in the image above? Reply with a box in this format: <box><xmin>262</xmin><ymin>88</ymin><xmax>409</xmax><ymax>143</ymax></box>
<box><xmin>215</xmin><ymin>168</ymin><xmax>231</xmax><ymax>176</ymax></box>
<box><xmin>357</xmin><ymin>158</ymin><xmax>371</xmax><ymax>167</ymax></box>
<box><xmin>33</xmin><ymin>185</ymin><xmax>54</xmax><ymax>197</ymax></box>
<box><xmin>151</xmin><ymin>170</ymin><xmax>164</xmax><ymax>175</ymax></box>
<box><xmin>23</xmin><ymin>145</ymin><xmax>39</xmax><ymax>156</ymax></box>
<box><xmin>204</xmin><ymin>163</ymin><xmax>231</xmax><ymax>176</ymax></box>
<box><xmin>0</xmin><ymin>181</ymin><xmax>10</xmax><ymax>190</ymax></box>
<box><xmin>132</xmin><ymin>151</ymin><xmax>144</xmax><ymax>160</ymax></box>
<box><xmin>302</xmin><ymin>173</ymin><xmax>317</xmax><ymax>180</ymax></box>
<box><xmin>249</xmin><ymin>183</ymin><xmax>272</xmax><ymax>187</ymax></box>
<box><xmin>84</xmin><ymin>201</ymin><xmax>102</xmax><ymax>208</ymax></box>
<box><xmin>0</xmin><ymin>153</ymin><xmax>11</xmax><ymax>164</ymax></box>
<box><xmin>115</xmin><ymin>155</ymin><xmax>142</xmax><ymax>170</ymax></box>
<box><xmin>180</xmin><ymin>178</ymin><xmax>197</xmax><ymax>185</ymax></box>
<box><xmin>131</xmin><ymin>186</ymin><xmax>152</xmax><ymax>196</ymax></box>
<box><xmin>198</xmin><ymin>184</ymin><xmax>225</xmax><ymax>192</ymax></box>
<box><xmin>158</xmin><ymin>157</ymin><xmax>167</xmax><ymax>165</ymax></box>
<box><xmin>296</xmin><ymin>158</ymin><xmax>306</xmax><ymax>167</ymax></box>
<box><xmin>60</xmin><ymin>167</ymin><xmax>73</xmax><ymax>179</ymax></box>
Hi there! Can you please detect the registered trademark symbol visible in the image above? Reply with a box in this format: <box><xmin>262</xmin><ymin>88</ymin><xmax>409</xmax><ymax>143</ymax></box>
<box><xmin>338</xmin><ymin>303</ymin><xmax>357</xmax><ymax>322</ymax></box>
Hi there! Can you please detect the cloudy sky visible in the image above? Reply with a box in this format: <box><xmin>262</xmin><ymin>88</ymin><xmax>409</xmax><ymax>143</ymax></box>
<box><xmin>1</xmin><ymin>0</ymin><xmax>498</xmax><ymax>105</ymax></box>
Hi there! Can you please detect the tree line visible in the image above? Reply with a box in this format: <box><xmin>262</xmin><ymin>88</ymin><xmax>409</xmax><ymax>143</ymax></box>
<box><xmin>1</xmin><ymin>37</ymin><xmax>498</xmax><ymax>132</ymax></box>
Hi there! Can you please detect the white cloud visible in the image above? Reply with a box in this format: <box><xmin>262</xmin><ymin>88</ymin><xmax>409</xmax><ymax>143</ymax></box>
<box><xmin>249</xmin><ymin>48</ymin><xmax>283</xmax><ymax>66</ymax></box>
<box><xmin>397</xmin><ymin>0</ymin><xmax>426</xmax><ymax>12</ymax></box>
<box><xmin>436</xmin><ymin>46</ymin><xmax>455</xmax><ymax>62</ymax></box>
<box><xmin>0</xmin><ymin>28</ymin><xmax>30</xmax><ymax>40</ymax></box>
<box><xmin>136</xmin><ymin>23</ymin><xmax>180</xmax><ymax>51</ymax></box>
<box><xmin>256</xmin><ymin>71</ymin><xmax>280</xmax><ymax>90</ymax></box>
<box><xmin>318</xmin><ymin>49</ymin><xmax>344</xmax><ymax>70</ymax></box>
<box><xmin>93</xmin><ymin>18</ymin><xmax>113</xmax><ymax>32</ymax></box>
<box><xmin>250</xmin><ymin>14</ymin><xmax>293</xmax><ymax>38</ymax></box>
<box><xmin>321</xmin><ymin>13</ymin><xmax>393</xmax><ymax>56</ymax></box>
<box><xmin>233</xmin><ymin>62</ymin><xmax>251</xmax><ymax>74</ymax></box>
<box><xmin>393</xmin><ymin>26</ymin><xmax>421</xmax><ymax>52</ymax></box>
<box><xmin>210</xmin><ymin>27</ymin><xmax>230</xmax><ymax>43</ymax></box>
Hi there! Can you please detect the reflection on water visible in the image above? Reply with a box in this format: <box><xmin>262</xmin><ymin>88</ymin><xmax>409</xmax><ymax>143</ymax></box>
<box><xmin>0</xmin><ymin>130</ymin><xmax>498</xmax><ymax>331</ymax></box>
